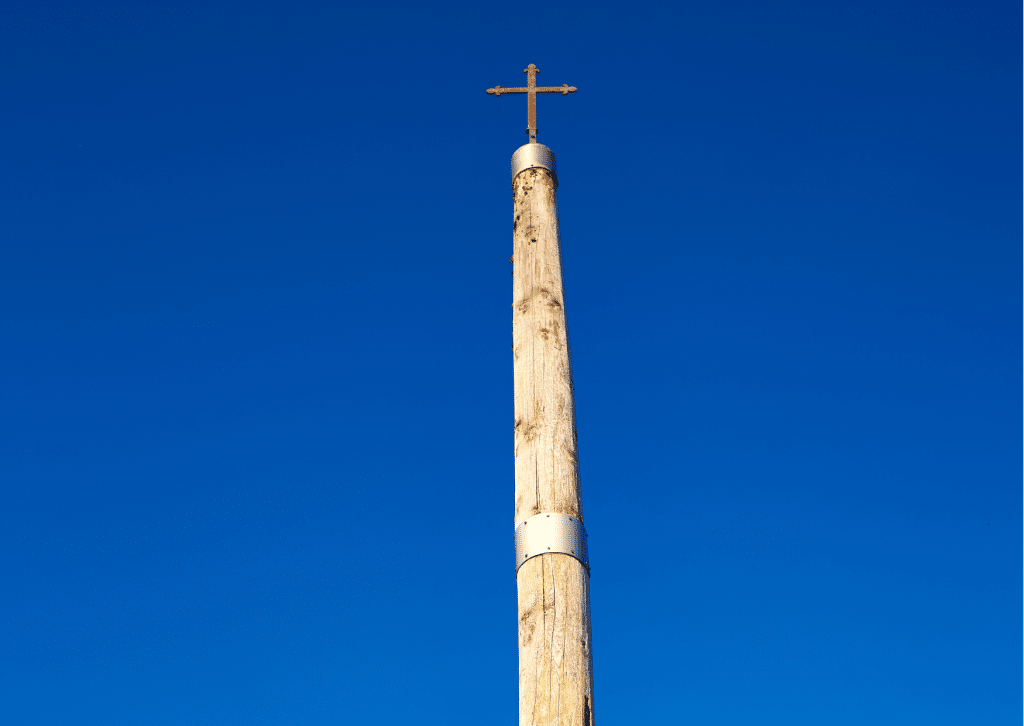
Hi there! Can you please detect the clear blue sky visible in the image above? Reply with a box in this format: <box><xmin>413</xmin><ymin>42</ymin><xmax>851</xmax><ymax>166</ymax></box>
<box><xmin>1</xmin><ymin>2</ymin><xmax>1018</xmax><ymax>724</ymax></box>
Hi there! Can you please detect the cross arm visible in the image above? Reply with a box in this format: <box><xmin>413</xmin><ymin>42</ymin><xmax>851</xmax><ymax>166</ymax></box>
<box><xmin>486</xmin><ymin>85</ymin><xmax>578</xmax><ymax>96</ymax></box>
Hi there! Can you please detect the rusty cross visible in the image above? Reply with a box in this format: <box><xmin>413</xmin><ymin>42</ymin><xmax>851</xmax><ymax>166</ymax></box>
<box><xmin>486</xmin><ymin>64</ymin><xmax>577</xmax><ymax>144</ymax></box>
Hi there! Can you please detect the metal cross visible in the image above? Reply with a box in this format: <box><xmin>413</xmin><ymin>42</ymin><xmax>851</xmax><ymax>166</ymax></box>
<box><xmin>486</xmin><ymin>64</ymin><xmax>577</xmax><ymax>144</ymax></box>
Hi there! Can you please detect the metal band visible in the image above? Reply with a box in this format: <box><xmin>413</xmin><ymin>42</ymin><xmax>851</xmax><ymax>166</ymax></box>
<box><xmin>511</xmin><ymin>143</ymin><xmax>557</xmax><ymax>187</ymax></box>
<box><xmin>514</xmin><ymin>512</ymin><xmax>588</xmax><ymax>574</ymax></box>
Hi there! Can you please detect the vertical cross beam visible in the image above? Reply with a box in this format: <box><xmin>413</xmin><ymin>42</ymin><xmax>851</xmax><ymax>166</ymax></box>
<box><xmin>525</xmin><ymin>64</ymin><xmax>538</xmax><ymax>143</ymax></box>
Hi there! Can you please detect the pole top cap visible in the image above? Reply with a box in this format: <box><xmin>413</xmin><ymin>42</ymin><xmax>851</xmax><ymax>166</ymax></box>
<box><xmin>511</xmin><ymin>143</ymin><xmax>557</xmax><ymax>187</ymax></box>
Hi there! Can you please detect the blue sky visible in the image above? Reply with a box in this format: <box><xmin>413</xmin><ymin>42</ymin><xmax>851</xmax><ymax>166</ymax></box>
<box><xmin>1</xmin><ymin>2</ymin><xmax>1018</xmax><ymax>724</ymax></box>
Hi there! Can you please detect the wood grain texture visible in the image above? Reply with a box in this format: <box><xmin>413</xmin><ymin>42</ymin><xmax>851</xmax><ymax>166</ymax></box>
<box><xmin>512</xmin><ymin>167</ymin><xmax>594</xmax><ymax>726</ymax></box>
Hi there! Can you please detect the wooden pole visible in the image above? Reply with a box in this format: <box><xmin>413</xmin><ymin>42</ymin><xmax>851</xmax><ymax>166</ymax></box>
<box><xmin>512</xmin><ymin>152</ymin><xmax>594</xmax><ymax>726</ymax></box>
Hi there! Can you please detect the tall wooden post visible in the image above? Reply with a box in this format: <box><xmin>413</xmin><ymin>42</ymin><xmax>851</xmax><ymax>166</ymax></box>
<box><xmin>511</xmin><ymin>144</ymin><xmax>594</xmax><ymax>726</ymax></box>
<box><xmin>487</xmin><ymin>64</ymin><xmax>591</xmax><ymax>726</ymax></box>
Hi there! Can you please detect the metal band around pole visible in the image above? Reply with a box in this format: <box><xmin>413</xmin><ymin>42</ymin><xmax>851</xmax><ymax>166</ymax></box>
<box><xmin>511</xmin><ymin>143</ymin><xmax>557</xmax><ymax>188</ymax></box>
<box><xmin>514</xmin><ymin>512</ymin><xmax>588</xmax><ymax>574</ymax></box>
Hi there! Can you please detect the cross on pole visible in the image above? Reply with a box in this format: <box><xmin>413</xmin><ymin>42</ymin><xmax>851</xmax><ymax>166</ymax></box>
<box><xmin>486</xmin><ymin>64</ymin><xmax>577</xmax><ymax>143</ymax></box>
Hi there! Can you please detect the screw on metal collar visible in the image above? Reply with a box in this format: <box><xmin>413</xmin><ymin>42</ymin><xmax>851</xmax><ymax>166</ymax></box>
<box><xmin>514</xmin><ymin>512</ymin><xmax>589</xmax><ymax>574</ymax></box>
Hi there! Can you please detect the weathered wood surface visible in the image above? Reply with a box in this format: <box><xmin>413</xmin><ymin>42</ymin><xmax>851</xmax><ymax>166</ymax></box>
<box><xmin>512</xmin><ymin>166</ymin><xmax>594</xmax><ymax>726</ymax></box>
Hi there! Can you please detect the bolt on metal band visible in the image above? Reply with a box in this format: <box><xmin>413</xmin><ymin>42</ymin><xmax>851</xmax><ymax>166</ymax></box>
<box><xmin>511</xmin><ymin>143</ymin><xmax>557</xmax><ymax>188</ymax></box>
<box><xmin>514</xmin><ymin>512</ymin><xmax>588</xmax><ymax>574</ymax></box>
